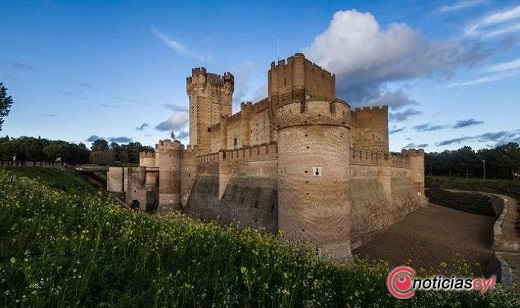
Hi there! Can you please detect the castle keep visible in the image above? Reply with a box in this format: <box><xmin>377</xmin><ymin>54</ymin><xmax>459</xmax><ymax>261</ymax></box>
<box><xmin>107</xmin><ymin>53</ymin><xmax>426</xmax><ymax>262</ymax></box>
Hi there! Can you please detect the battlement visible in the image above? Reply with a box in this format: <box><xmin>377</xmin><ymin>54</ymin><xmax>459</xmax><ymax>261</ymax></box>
<box><xmin>251</xmin><ymin>98</ymin><xmax>269</xmax><ymax>113</ymax></box>
<box><xmin>196</xmin><ymin>143</ymin><xmax>278</xmax><ymax>165</ymax></box>
<box><xmin>268</xmin><ymin>53</ymin><xmax>335</xmax><ymax>103</ymax></box>
<box><xmin>221</xmin><ymin>143</ymin><xmax>277</xmax><ymax>163</ymax></box>
<box><xmin>192</xmin><ymin>67</ymin><xmax>207</xmax><ymax>75</ymax></box>
<box><xmin>276</xmin><ymin>99</ymin><xmax>350</xmax><ymax>129</ymax></box>
<box><xmin>155</xmin><ymin>139</ymin><xmax>183</xmax><ymax>151</ymax></box>
<box><xmin>353</xmin><ymin>106</ymin><xmax>388</xmax><ymax>112</ymax></box>
<box><xmin>350</xmin><ymin>148</ymin><xmax>410</xmax><ymax>168</ymax></box>
<box><xmin>187</xmin><ymin>68</ymin><xmax>234</xmax><ymax>89</ymax></box>
<box><xmin>139</xmin><ymin>151</ymin><xmax>156</xmax><ymax>168</ymax></box>
<box><xmin>270</xmin><ymin>53</ymin><xmax>335</xmax><ymax>81</ymax></box>
<box><xmin>184</xmin><ymin>144</ymin><xmax>197</xmax><ymax>151</ymax></box>
<box><xmin>401</xmin><ymin>148</ymin><xmax>425</xmax><ymax>157</ymax></box>
<box><xmin>139</xmin><ymin>152</ymin><xmax>155</xmax><ymax>159</ymax></box>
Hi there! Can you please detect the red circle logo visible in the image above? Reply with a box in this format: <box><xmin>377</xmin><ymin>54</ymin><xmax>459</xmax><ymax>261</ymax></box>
<box><xmin>387</xmin><ymin>266</ymin><xmax>416</xmax><ymax>299</ymax></box>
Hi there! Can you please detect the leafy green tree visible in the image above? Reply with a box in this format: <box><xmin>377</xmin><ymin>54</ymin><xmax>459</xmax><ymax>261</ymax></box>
<box><xmin>0</xmin><ymin>83</ymin><xmax>14</xmax><ymax>131</ymax></box>
<box><xmin>91</xmin><ymin>139</ymin><xmax>109</xmax><ymax>152</ymax></box>
<box><xmin>43</xmin><ymin>140</ymin><xmax>68</xmax><ymax>162</ymax></box>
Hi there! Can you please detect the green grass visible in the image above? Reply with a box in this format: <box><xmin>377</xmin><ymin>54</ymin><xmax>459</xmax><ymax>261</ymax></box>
<box><xmin>426</xmin><ymin>188</ymin><xmax>495</xmax><ymax>216</ymax></box>
<box><xmin>426</xmin><ymin>176</ymin><xmax>520</xmax><ymax>201</ymax></box>
<box><xmin>0</xmin><ymin>166</ymin><xmax>98</xmax><ymax>195</ymax></box>
<box><xmin>0</xmin><ymin>169</ymin><xmax>519</xmax><ymax>306</ymax></box>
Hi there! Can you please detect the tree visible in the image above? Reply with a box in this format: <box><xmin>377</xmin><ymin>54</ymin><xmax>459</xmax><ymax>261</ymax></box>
<box><xmin>0</xmin><ymin>83</ymin><xmax>14</xmax><ymax>131</ymax></box>
<box><xmin>91</xmin><ymin>139</ymin><xmax>109</xmax><ymax>151</ymax></box>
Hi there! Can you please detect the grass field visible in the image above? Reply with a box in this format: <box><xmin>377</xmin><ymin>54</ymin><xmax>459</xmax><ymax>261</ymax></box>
<box><xmin>1</xmin><ymin>169</ymin><xmax>519</xmax><ymax>306</ymax></box>
<box><xmin>426</xmin><ymin>176</ymin><xmax>520</xmax><ymax>200</ymax></box>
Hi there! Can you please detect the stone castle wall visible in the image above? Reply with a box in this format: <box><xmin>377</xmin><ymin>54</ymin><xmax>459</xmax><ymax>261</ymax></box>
<box><xmin>106</xmin><ymin>53</ymin><xmax>426</xmax><ymax>262</ymax></box>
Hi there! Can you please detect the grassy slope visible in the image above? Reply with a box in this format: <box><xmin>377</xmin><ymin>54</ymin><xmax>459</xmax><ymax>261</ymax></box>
<box><xmin>425</xmin><ymin>189</ymin><xmax>495</xmax><ymax>216</ymax></box>
<box><xmin>426</xmin><ymin>176</ymin><xmax>520</xmax><ymax>200</ymax></box>
<box><xmin>0</xmin><ymin>166</ymin><xmax>98</xmax><ymax>195</ymax></box>
<box><xmin>0</xmin><ymin>169</ymin><xmax>519</xmax><ymax>306</ymax></box>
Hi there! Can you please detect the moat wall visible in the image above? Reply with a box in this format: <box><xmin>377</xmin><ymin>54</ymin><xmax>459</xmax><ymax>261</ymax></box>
<box><xmin>180</xmin><ymin>145</ymin><xmax>425</xmax><ymax>248</ymax></box>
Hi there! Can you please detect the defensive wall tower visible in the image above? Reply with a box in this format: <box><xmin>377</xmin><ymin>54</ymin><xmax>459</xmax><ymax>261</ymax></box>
<box><xmin>351</xmin><ymin>106</ymin><xmax>389</xmax><ymax>153</ymax></box>
<box><xmin>276</xmin><ymin>98</ymin><xmax>352</xmax><ymax>262</ymax></box>
<box><xmin>187</xmin><ymin>67</ymin><xmax>234</xmax><ymax>154</ymax></box>
<box><xmin>268</xmin><ymin>53</ymin><xmax>335</xmax><ymax>108</ymax></box>
<box><xmin>401</xmin><ymin>149</ymin><xmax>425</xmax><ymax>197</ymax></box>
<box><xmin>155</xmin><ymin>139</ymin><xmax>182</xmax><ymax>213</ymax></box>
<box><xmin>139</xmin><ymin>151</ymin><xmax>156</xmax><ymax>168</ymax></box>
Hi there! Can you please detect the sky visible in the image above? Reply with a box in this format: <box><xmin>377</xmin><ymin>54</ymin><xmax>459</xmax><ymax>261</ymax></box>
<box><xmin>0</xmin><ymin>0</ymin><xmax>519</xmax><ymax>153</ymax></box>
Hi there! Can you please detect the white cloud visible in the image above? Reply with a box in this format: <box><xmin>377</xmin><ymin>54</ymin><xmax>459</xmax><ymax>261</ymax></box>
<box><xmin>444</xmin><ymin>70</ymin><xmax>520</xmax><ymax>88</ymax></box>
<box><xmin>440</xmin><ymin>0</ymin><xmax>486</xmax><ymax>13</ymax></box>
<box><xmin>152</xmin><ymin>27</ymin><xmax>202</xmax><ymax>59</ymax></box>
<box><xmin>487</xmin><ymin>57</ymin><xmax>520</xmax><ymax>72</ymax></box>
<box><xmin>303</xmin><ymin>10</ymin><xmax>484</xmax><ymax>107</ymax></box>
<box><xmin>465</xmin><ymin>5</ymin><xmax>520</xmax><ymax>38</ymax></box>
<box><xmin>155</xmin><ymin>111</ymin><xmax>189</xmax><ymax>132</ymax></box>
<box><xmin>361</xmin><ymin>89</ymin><xmax>418</xmax><ymax>110</ymax></box>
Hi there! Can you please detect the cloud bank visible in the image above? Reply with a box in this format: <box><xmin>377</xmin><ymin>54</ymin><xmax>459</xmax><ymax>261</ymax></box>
<box><xmin>155</xmin><ymin>111</ymin><xmax>189</xmax><ymax>132</ymax></box>
<box><xmin>303</xmin><ymin>10</ymin><xmax>489</xmax><ymax>121</ymax></box>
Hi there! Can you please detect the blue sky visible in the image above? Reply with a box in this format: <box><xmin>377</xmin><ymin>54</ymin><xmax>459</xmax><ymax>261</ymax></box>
<box><xmin>1</xmin><ymin>0</ymin><xmax>519</xmax><ymax>152</ymax></box>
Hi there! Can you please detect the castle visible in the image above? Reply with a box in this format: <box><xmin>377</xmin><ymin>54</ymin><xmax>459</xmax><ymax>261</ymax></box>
<box><xmin>107</xmin><ymin>53</ymin><xmax>426</xmax><ymax>262</ymax></box>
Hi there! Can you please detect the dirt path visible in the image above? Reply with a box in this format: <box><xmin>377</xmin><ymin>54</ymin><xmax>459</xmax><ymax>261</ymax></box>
<box><xmin>353</xmin><ymin>203</ymin><xmax>495</xmax><ymax>276</ymax></box>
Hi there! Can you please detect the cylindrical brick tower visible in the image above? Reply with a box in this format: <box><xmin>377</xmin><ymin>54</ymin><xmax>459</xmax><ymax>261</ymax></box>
<box><xmin>402</xmin><ymin>149</ymin><xmax>426</xmax><ymax>199</ymax></box>
<box><xmin>155</xmin><ymin>139</ymin><xmax>182</xmax><ymax>213</ymax></box>
<box><xmin>277</xmin><ymin>99</ymin><xmax>352</xmax><ymax>262</ymax></box>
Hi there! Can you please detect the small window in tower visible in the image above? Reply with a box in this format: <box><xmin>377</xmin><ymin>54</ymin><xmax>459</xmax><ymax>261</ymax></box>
<box><xmin>234</xmin><ymin>138</ymin><xmax>237</xmax><ymax>146</ymax></box>
<box><xmin>284</xmin><ymin>78</ymin><xmax>287</xmax><ymax>86</ymax></box>
<box><xmin>208</xmin><ymin>128</ymin><xmax>211</xmax><ymax>132</ymax></box>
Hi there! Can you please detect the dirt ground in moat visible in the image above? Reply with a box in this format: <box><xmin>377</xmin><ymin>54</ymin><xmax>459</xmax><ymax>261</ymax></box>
<box><xmin>353</xmin><ymin>203</ymin><xmax>495</xmax><ymax>276</ymax></box>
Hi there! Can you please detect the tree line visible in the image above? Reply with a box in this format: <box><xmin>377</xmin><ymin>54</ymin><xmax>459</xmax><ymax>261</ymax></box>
<box><xmin>425</xmin><ymin>142</ymin><xmax>520</xmax><ymax>180</ymax></box>
<box><xmin>0</xmin><ymin>136</ymin><xmax>154</xmax><ymax>166</ymax></box>
<box><xmin>89</xmin><ymin>139</ymin><xmax>153</xmax><ymax>165</ymax></box>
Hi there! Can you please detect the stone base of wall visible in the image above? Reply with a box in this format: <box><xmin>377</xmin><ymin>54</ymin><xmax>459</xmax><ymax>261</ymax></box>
<box><xmin>184</xmin><ymin>175</ymin><xmax>278</xmax><ymax>232</ymax></box>
<box><xmin>349</xmin><ymin>177</ymin><xmax>425</xmax><ymax>249</ymax></box>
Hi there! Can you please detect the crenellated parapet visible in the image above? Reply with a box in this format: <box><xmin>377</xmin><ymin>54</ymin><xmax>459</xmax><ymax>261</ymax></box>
<box><xmin>350</xmin><ymin>149</ymin><xmax>390</xmax><ymax>166</ymax></box>
<box><xmin>349</xmin><ymin>148</ymin><xmax>411</xmax><ymax>168</ymax></box>
<box><xmin>155</xmin><ymin>139</ymin><xmax>183</xmax><ymax>151</ymax></box>
<box><xmin>268</xmin><ymin>53</ymin><xmax>335</xmax><ymax>106</ymax></box>
<box><xmin>139</xmin><ymin>151</ymin><xmax>156</xmax><ymax>168</ymax></box>
<box><xmin>353</xmin><ymin>105</ymin><xmax>388</xmax><ymax>112</ymax></box>
<box><xmin>401</xmin><ymin>148</ymin><xmax>425</xmax><ymax>158</ymax></box>
<box><xmin>186</xmin><ymin>68</ymin><xmax>234</xmax><ymax>92</ymax></box>
<box><xmin>276</xmin><ymin>99</ymin><xmax>350</xmax><ymax>129</ymax></box>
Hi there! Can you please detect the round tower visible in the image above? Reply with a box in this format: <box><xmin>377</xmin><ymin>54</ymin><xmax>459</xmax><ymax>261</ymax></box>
<box><xmin>276</xmin><ymin>99</ymin><xmax>352</xmax><ymax>262</ymax></box>
<box><xmin>155</xmin><ymin>139</ymin><xmax>182</xmax><ymax>213</ymax></box>
<box><xmin>402</xmin><ymin>149</ymin><xmax>426</xmax><ymax>198</ymax></box>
